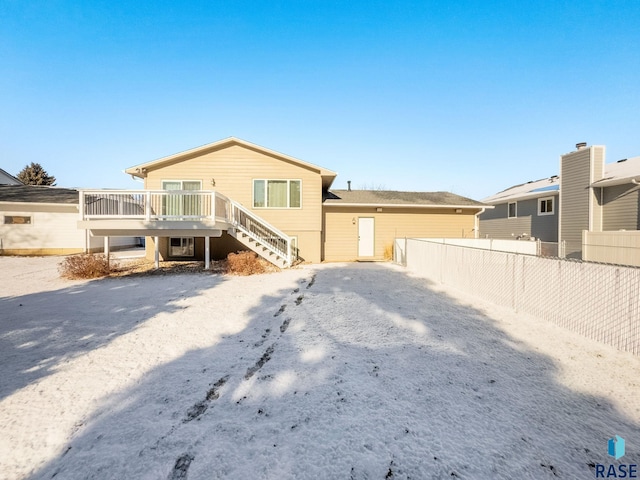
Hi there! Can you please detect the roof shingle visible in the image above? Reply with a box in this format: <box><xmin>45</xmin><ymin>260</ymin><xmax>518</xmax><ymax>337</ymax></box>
<box><xmin>0</xmin><ymin>185</ymin><xmax>79</xmax><ymax>204</ymax></box>
<box><xmin>324</xmin><ymin>190</ymin><xmax>486</xmax><ymax>207</ymax></box>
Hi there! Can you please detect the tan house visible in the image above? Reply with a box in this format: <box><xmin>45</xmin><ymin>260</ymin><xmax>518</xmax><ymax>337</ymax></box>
<box><xmin>323</xmin><ymin>190</ymin><xmax>484</xmax><ymax>261</ymax></box>
<box><xmin>78</xmin><ymin>137</ymin><xmax>487</xmax><ymax>266</ymax></box>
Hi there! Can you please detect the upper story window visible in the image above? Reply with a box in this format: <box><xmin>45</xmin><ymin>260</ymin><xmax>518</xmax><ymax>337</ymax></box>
<box><xmin>538</xmin><ymin>197</ymin><xmax>554</xmax><ymax>216</ymax></box>
<box><xmin>162</xmin><ymin>180</ymin><xmax>202</xmax><ymax>191</ymax></box>
<box><xmin>508</xmin><ymin>202</ymin><xmax>517</xmax><ymax>218</ymax></box>
<box><xmin>253</xmin><ymin>180</ymin><xmax>301</xmax><ymax>208</ymax></box>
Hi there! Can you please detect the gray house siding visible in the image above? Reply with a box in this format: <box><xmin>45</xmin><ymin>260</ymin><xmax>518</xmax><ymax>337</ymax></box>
<box><xmin>0</xmin><ymin>169</ymin><xmax>21</xmax><ymax>185</ymax></box>
<box><xmin>591</xmin><ymin>147</ymin><xmax>605</xmax><ymax>231</ymax></box>
<box><xmin>602</xmin><ymin>184</ymin><xmax>640</xmax><ymax>231</ymax></box>
<box><xmin>560</xmin><ymin>148</ymin><xmax>596</xmax><ymax>259</ymax></box>
<box><xmin>479</xmin><ymin>197</ymin><xmax>558</xmax><ymax>241</ymax></box>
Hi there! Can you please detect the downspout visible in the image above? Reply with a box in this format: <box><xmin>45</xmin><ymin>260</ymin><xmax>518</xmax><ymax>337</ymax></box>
<box><xmin>474</xmin><ymin>208</ymin><xmax>486</xmax><ymax>239</ymax></box>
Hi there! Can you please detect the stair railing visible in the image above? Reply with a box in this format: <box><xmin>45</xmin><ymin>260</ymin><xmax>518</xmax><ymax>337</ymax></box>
<box><xmin>215</xmin><ymin>193</ymin><xmax>292</xmax><ymax>266</ymax></box>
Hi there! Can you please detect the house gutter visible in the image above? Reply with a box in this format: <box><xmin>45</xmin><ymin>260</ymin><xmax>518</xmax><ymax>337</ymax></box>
<box><xmin>591</xmin><ymin>175</ymin><xmax>640</xmax><ymax>188</ymax></box>
<box><xmin>474</xmin><ymin>208</ymin><xmax>486</xmax><ymax>239</ymax></box>
<box><xmin>323</xmin><ymin>203</ymin><xmax>493</xmax><ymax>209</ymax></box>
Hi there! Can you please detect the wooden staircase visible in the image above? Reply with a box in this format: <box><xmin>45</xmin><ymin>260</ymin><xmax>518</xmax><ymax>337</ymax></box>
<box><xmin>225</xmin><ymin>197</ymin><xmax>293</xmax><ymax>268</ymax></box>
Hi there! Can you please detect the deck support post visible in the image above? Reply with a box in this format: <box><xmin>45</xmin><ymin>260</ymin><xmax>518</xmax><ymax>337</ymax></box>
<box><xmin>205</xmin><ymin>236</ymin><xmax>210</xmax><ymax>270</ymax></box>
<box><xmin>154</xmin><ymin>236</ymin><xmax>160</xmax><ymax>269</ymax></box>
<box><xmin>104</xmin><ymin>236</ymin><xmax>110</xmax><ymax>267</ymax></box>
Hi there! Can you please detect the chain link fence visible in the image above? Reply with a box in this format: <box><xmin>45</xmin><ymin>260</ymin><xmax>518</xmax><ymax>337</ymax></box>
<box><xmin>395</xmin><ymin>238</ymin><xmax>640</xmax><ymax>355</ymax></box>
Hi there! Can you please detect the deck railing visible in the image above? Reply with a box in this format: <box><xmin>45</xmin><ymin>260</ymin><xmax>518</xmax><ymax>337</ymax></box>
<box><xmin>79</xmin><ymin>190</ymin><xmax>292</xmax><ymax>266</ymax></box>
<box><xmin>79</xmin><ymin>190</ymin><xmax>217</xmax><ymax>221</ymax></box>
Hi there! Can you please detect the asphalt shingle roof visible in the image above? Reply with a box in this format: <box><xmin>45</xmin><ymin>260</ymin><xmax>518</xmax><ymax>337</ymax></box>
<box><xmin>481</xmin><ymin>177</ymin><xmax>560</xmax><ymax>204</ymax></box>
<box><xmin>0</xmin><ymin>185</ymin><xmax>79</xmax><ymax>204</ymax></box>
<box><xmin>324</xmin><ymin>190</ymin><xmax>485</xmax><ymax>207</ymax></box>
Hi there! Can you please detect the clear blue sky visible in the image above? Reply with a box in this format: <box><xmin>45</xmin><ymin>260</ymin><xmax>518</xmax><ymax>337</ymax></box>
<box><xmin>2</xmin><ymin>0</ymin><xmax>639</xmax><ymax>200</ymax></box>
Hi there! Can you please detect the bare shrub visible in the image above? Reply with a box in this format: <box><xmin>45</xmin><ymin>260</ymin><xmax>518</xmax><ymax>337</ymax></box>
<box><xmin>225</xmin><ymin>251</ymin><xmax>276</xmax><ymax>275</ymax></box>
<box><xmin>59</xmin><ymin>253</ymin><xmax>118</xmax><ymax>279</ymax></box>
<box><xmin>383</xmin><ymin>243</ymin><xmax>394</xmax><ymax>261</ymax></box>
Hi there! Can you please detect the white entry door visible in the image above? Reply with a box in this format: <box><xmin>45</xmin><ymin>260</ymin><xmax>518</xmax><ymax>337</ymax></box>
<box><xmin>358</xmin><ymin>217</ymin><xmax>375</xmax><ymax>257</ymax></box>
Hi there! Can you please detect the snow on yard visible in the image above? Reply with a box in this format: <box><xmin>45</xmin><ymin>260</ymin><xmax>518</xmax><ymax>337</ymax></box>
<box><xmin>1</xmin><ymin>256</ymin><xmax>639</xmax><ymax>479</ymax></box>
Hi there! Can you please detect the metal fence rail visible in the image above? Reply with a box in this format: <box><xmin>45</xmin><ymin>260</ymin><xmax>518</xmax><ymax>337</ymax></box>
<box><xmin>395</xmin><ymin>238</ymin><xmax>640</xmax><ymax>355</ymax></box>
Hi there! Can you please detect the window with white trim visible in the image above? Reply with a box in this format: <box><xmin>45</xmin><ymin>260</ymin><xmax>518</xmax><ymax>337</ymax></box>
<box><xmin>169</xmin><ymin>237</ymin><xmax>194</xmax><ymax>257</ymax></box>
<box><xmin>162</xmin><ymin>180</ymin><xmax>202</xmax><ymax>216</ymax></box>
<box><xmin>508</xmin><ymin>202</ymin><xmax>517</xmax><ymax>218</ymax></box>
<box><xmin>253</xmin><ymin>180</ymin><xmax>301</xmax><ymax>208</ymax></box>
<box><xmin>538</xmin><ymin>197</ymin><xmax>554</xmax><ymax>216</ymax></box>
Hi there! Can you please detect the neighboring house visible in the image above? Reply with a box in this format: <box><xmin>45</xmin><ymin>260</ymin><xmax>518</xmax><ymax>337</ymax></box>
<box><xmin>478</xmin><ymin>176</ymin><xmax>559</xmax><ymax>242</ymax></box>
<box><xmin>479</xmin><ymin>142</ymin><xmax>640</xmax><ymax>265</ymax></box>
<box><xmin>0</xmin><ymin>185</ymin><xmax>137</xmax><ymax>255</ymax></box>
<box><xmin>0</xmin><ymin>168</ymin><xmax>23</xmax><ymax>185</ymax></box>
<box><xmin>78</xmin><ymin>137</ymin><xmax>489</xmax><ymax>266</ymax></box>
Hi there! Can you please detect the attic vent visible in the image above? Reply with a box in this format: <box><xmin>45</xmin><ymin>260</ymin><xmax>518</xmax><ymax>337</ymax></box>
<box><xmin>617</xmin><ymin>158</ymin><xmax>627</xmax><ymax>163</ymax></box>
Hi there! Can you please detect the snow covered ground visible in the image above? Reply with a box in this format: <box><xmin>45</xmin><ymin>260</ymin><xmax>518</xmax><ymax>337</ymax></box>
<box><xmin>1</xmin><ymin>256</ymin><xmax>639</xmax><ymax>479</ymax></box>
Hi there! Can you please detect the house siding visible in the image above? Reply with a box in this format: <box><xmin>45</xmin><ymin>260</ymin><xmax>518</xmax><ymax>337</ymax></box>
<box><xmin>479</xmin><ymin>197</ymin><xmax>558</xmax><ymax>241</ymax></box>
<box><xmin>590</xmin><ymin>146</ymin><xmax>605</xmax><ymax>232</ymax></box>
<box><xmin>602</xmin><ymin>184</ymin><xmax>640</xmax><ymax>231</ymax></box>
<box><xmin>560</xmin><ymin>148</ymin><xmax>595</xmax><ymax>259</ymax></box>
<box><xmin>0</xmin><ymin>170</ymin><xmax>21</xmax><ymax>185</ymax></box>
<box><xmin>0</xmin><ymin>202</ymin><xmax>136</xmax><ymax>255</ymax></box>
<box><xmin>143</xmin><ymin>144</ymin><xmax>324</xmax><ymax>262</ymax></box>
<box><xmin>323</xmin><ymin>207</ymin><xmax>476</xmax><ymax>262</ymax></box>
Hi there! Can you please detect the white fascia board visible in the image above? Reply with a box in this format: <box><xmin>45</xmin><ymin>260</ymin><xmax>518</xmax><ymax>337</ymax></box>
<box><xmin>0</xmin><ymin>201</ymin><xmax>78</xmax><ymax>207</ymax></box>
<box><xmin>323</xmin><ymin>203</ymin><xmax>492</xmax><ymax>209</ymax></box>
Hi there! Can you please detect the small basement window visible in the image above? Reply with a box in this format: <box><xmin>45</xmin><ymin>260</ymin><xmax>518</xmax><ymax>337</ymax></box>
<box><xmin>169</xmin><ymin>237</ymin><xmax>194</xmax><ymax>257</ymax></box>
<box><xmin>507</xmin><ymin>202</ymin><xmax>517</xmax><ymax>219</ymax></box>
<box><xmin>538</xmin><ymin>197</ymin><xmax>554</xmax><ymax>216</ymax></box>
<box><xmin>4</xmin><ymin>215</ymin><xmax>32</xmax><ymax>225</ymax></box>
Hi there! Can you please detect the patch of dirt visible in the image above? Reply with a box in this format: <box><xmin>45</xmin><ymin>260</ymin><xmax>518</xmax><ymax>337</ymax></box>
<box><xmin>109</xmin><ymin>259</ymin><xmax>227</xmax><ymax>277</ymax></box>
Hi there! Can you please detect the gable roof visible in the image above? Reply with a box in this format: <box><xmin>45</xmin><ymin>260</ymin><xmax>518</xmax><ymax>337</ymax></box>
<box><xmin>125</xmin><ymin>137</ymin><xmax>338</xmax><ymax>189</ymax></box>
<box><xmin>0</xmin><ymin>168</ymin><xmax>22</xmax><ymax>185</ymax></box>
<box><xmin>0</xmin><ymin>185</ymin><xmax>78</xmax><ymax>204</ymax></box>
<box><xmin>482</xmin><ymin>176</ymin><xmax>560</xmax><ymax>204</ymax></box>
<box><xmin>483</xmin><ymin>150</ymin><xmax>640</xmax><ymax>204</ymax></box>
<box><xmin>324</xmin><ymin>190</ymin><xmax>487</xmax><ymax>208</ymax></box>
<box><xmin>591</xmin><ymin>156</ymin><xmax>640</xmax><ymax>187</ymax></box>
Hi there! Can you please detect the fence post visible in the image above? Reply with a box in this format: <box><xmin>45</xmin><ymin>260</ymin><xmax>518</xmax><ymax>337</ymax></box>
<box><xmin>404</xmin><ymin>237</ymin><xmax>407</xmax><ymax>266</ymax></box>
